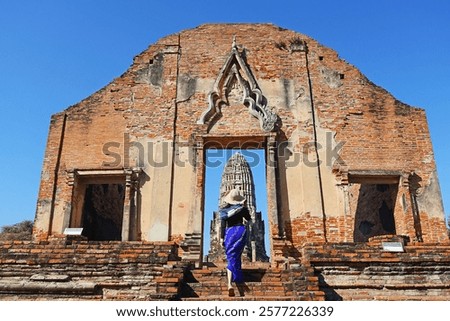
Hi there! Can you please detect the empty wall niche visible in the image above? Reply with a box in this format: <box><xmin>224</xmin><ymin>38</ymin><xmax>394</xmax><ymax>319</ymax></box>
<box><xmin>81</xmin><ymin>183</ymin><xmax>125</xmax><ymax>241</ymax></box>
<box><xmin>350</xmin><ymin>183</ymin><xmax>398</xmax><ymax>242</ymax></box>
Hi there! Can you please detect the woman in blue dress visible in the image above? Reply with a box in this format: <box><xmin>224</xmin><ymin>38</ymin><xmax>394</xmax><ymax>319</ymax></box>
<box><xmin>219</xmin><ymin>189</ymin><xmax>251</xmax><ymax>297</ymax></box>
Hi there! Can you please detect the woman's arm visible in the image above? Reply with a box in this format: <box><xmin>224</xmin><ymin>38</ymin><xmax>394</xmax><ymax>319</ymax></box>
<box><xmin>220</xmin><ymin>220</ymin><xmax>226</xmax><ymax>240</ymax></box>
<box><xmin>242</xmin><ymin>207</ymin><xmax>251</xmax><ymax>221</ymax></box>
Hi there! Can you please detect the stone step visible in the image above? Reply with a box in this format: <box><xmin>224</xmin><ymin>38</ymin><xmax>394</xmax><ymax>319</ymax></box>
<box><xmin>185</xmin><ymin>284</ymin><xmax>290</xmax><ymax>297</ymax></box>
<box><xmin>187</xmin><ymin>273</ymin><xmax>285</xmax><ymax>284</ymax></box>
<box><xmin>189</xmin><ymin>267</ymin><xmax>283</xmax><ymax>276</ymax></box>
<box><xmin>203</xmin><ymin>261</ymin><xmax>272</xmax><ymax>268</ymax></box>
<box><xmin>181</xmin><ymin>295</ymin><xmax>302</xmax><ymax>301</ymax></box>
<box><xmin>187</xmin><ymin>279</ymin><xmax>300</xmax><ymax>287</ymax></box>
<box><xmin>179</xmin><ymin>264</ymin><xmax>317</xmax><ymax>300</ymax></box>
<box><xmin>178</xmin><ymin>258</ymin><xmax>322</xmax><ymax>300</ymax></box>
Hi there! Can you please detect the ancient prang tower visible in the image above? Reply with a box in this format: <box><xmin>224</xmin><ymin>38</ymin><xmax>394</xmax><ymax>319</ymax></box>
<box><xmin>1</xmin><ymin>24</ymin><xmax>449</xmax><ymax>301</ymax></box>
<box><xmin>208</xmin><ymin>152</ymin><xmax>269</xmax><ymax>262</ymax></box>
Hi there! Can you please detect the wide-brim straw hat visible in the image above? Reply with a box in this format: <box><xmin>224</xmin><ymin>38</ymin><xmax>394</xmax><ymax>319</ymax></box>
<box><xmin>223</xmin><ymin>188</ymin><xmax>246</xmax><ymax>205</ymax></box>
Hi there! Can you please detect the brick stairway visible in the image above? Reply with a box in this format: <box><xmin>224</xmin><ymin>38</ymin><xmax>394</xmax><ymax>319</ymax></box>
<box><xmin>179</xmin><ymin>262</ymin><xmax>324</xmax><ymax>301</ymax></box>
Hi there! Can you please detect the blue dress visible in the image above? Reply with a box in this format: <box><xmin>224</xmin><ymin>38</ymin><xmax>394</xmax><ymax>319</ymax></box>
<box><xmin>221</xmin><ymin>205</ymin><xmax>251</xmax><ymax>283</ymax></box>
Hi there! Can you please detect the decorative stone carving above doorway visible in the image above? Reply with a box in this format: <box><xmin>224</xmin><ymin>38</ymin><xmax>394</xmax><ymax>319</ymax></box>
<box><xmin>197</xmin><ymin>37</ymin><xmax>278</xmax><ymax>132</ymax></box>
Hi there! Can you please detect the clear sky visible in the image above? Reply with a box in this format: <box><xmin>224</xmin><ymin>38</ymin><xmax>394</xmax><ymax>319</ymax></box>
<box><xmin>0</xmin><ymin>0</ymin><xmax>448</xmax><ymax>231</ymax></box>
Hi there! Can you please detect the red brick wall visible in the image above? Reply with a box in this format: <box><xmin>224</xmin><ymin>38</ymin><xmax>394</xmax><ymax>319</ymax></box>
<box><xmin>303</xmin><ymin>243</ymin><xmax>450</xmax><ymax>300</ymax></box>
<box><xmin>34</xmin><ymin>24</ymin><xmax>448</xmax><ymax>248</ymax></box>
<box><xmin>0</xmin><ymin>240</ymin><xmax>181</xmax><ymax>300</ymax></box>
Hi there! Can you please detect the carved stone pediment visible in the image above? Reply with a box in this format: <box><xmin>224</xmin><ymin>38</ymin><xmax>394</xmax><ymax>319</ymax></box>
<box><xmin>197</xmin><ymin>38</ymin><xmax>278</xmax><ymax>132</ymax></box>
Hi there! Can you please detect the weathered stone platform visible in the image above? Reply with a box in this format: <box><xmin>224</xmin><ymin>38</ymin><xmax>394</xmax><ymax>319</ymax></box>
<box><xmin>0</xmin><ymin>240</ymin><xmax>182</xmax><ymax>300</ymax></box>
<box><xmin>1</xmin><ymin>240</ymin><xmax>449</xmax><ymax>301</ymax></box>
<box><xmin>304</xmin><ymin>243</ymin><xmax>450</xmax><ymax>300</ymax></box>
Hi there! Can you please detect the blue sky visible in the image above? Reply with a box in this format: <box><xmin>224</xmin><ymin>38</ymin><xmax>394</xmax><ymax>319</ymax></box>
<box><xmin>0</xmin><ymin>0</ymin><xmax>448</xmax><ymax>231</ymax></box>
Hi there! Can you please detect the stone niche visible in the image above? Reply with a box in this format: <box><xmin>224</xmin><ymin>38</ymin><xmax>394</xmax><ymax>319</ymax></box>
<box><xmin>345</xmin><ymin>171</ymin><xmax>409</xmax><ymax>243</ymax></box>
<box><xmin>81</xmin><ymin>183</ymin><xmax>125</xmax><ymax>241</ymax></box>
<box><xmin>350</xmin><ymin>183</ymin><xmax>397</xmax><ymax>242</ymax></box>
<box><xmin>68</xmin><ymin>169</ymin><xmax>141</xmax><ymax>242</ymax></box>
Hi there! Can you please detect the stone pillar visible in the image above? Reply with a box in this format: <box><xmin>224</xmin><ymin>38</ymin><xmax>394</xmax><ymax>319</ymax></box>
<box><xmin>181</xmin><ymin>138</ymin><xmax>204</xmax><ymax>265</ymax></box>
<box><xmin>121</xmin><ymin>171</ymin><xmax>132</xmax><ymax>241</ymax></box>
<box><xmin>266</xmin><ymin>134</ymin><xmax>281</xmax><ymax>260</ymax></box>
<box><xmin>397</xmin><ymin>172</ymin><xmax>421</xmax><ymax>242</ymax></box>
<box><xmin>122</xmin><ymin>169</ymin><xmax>141</xmax><ymax>241</ymax></box>
<box><xmin>130</xmin><ymin>169</ymin><xmax>141</xmax><ymax>241</ymax></box>
<box><xmin>64</xmin><ymin>170</ymin><xmax>76</xmax><ymax>232</ymax></box>
<box><xmin>334</xmin><ymin>165</ymin><xmax>351</xmax><ymax>242</ymax></box>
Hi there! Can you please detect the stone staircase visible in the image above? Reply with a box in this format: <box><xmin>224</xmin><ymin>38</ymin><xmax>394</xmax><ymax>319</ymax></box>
<box><xmin>179</xmin><ymin>262</ymin><xmax>324</xmax><ymax>301</ymax></box>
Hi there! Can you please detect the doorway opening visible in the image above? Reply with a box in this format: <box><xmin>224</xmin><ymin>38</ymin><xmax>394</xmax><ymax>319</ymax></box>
<box><xmin>350</xmin><ymin>183</ymin><xmax>398</xmax><ymax>242</ymax></box>
<box><xmin>81</xmin><ymin>183</ymin><xmax>125</xmax><ymax>241</ymax></box>
<box><xmin>203</xmin><ymin>148</ymin><xmax>270</xmax><ymax>263</ymax></box>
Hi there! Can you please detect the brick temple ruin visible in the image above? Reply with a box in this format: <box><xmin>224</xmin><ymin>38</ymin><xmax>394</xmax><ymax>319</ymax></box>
<box><xmin>1</xmin><ymin>24</ymin><xmax>449</xmax><ymax>300</ymax></box>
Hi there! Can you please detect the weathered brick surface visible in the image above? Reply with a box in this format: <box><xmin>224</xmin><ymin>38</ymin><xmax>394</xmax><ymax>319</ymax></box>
<box><xmin>0</xmin><ymin>240</ymin><xmax>182</xmax><ymax>300</ymax></box>
<box><xmin>303</xmin><ymin>243</ymin><xmax>450</xmax><ymax>300</ymax></box>
<box><xmin>1</xmin><ymin>239</ymin><xmax>449</xmax><ymax>301</ymax></box>
<box><xmin>24</xmin><ymin>24</ymin><xmax>450</xmax><ymax>300</ymax></box>
<box><xmin>180</xmin><ymin>262</ymin><xmax>324</xmax><ymax>301</ymax></box>
<box><xmin>33</xmin><ymin>23</ymin><xmax>447</xmax><ymax>249</ymax></box>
